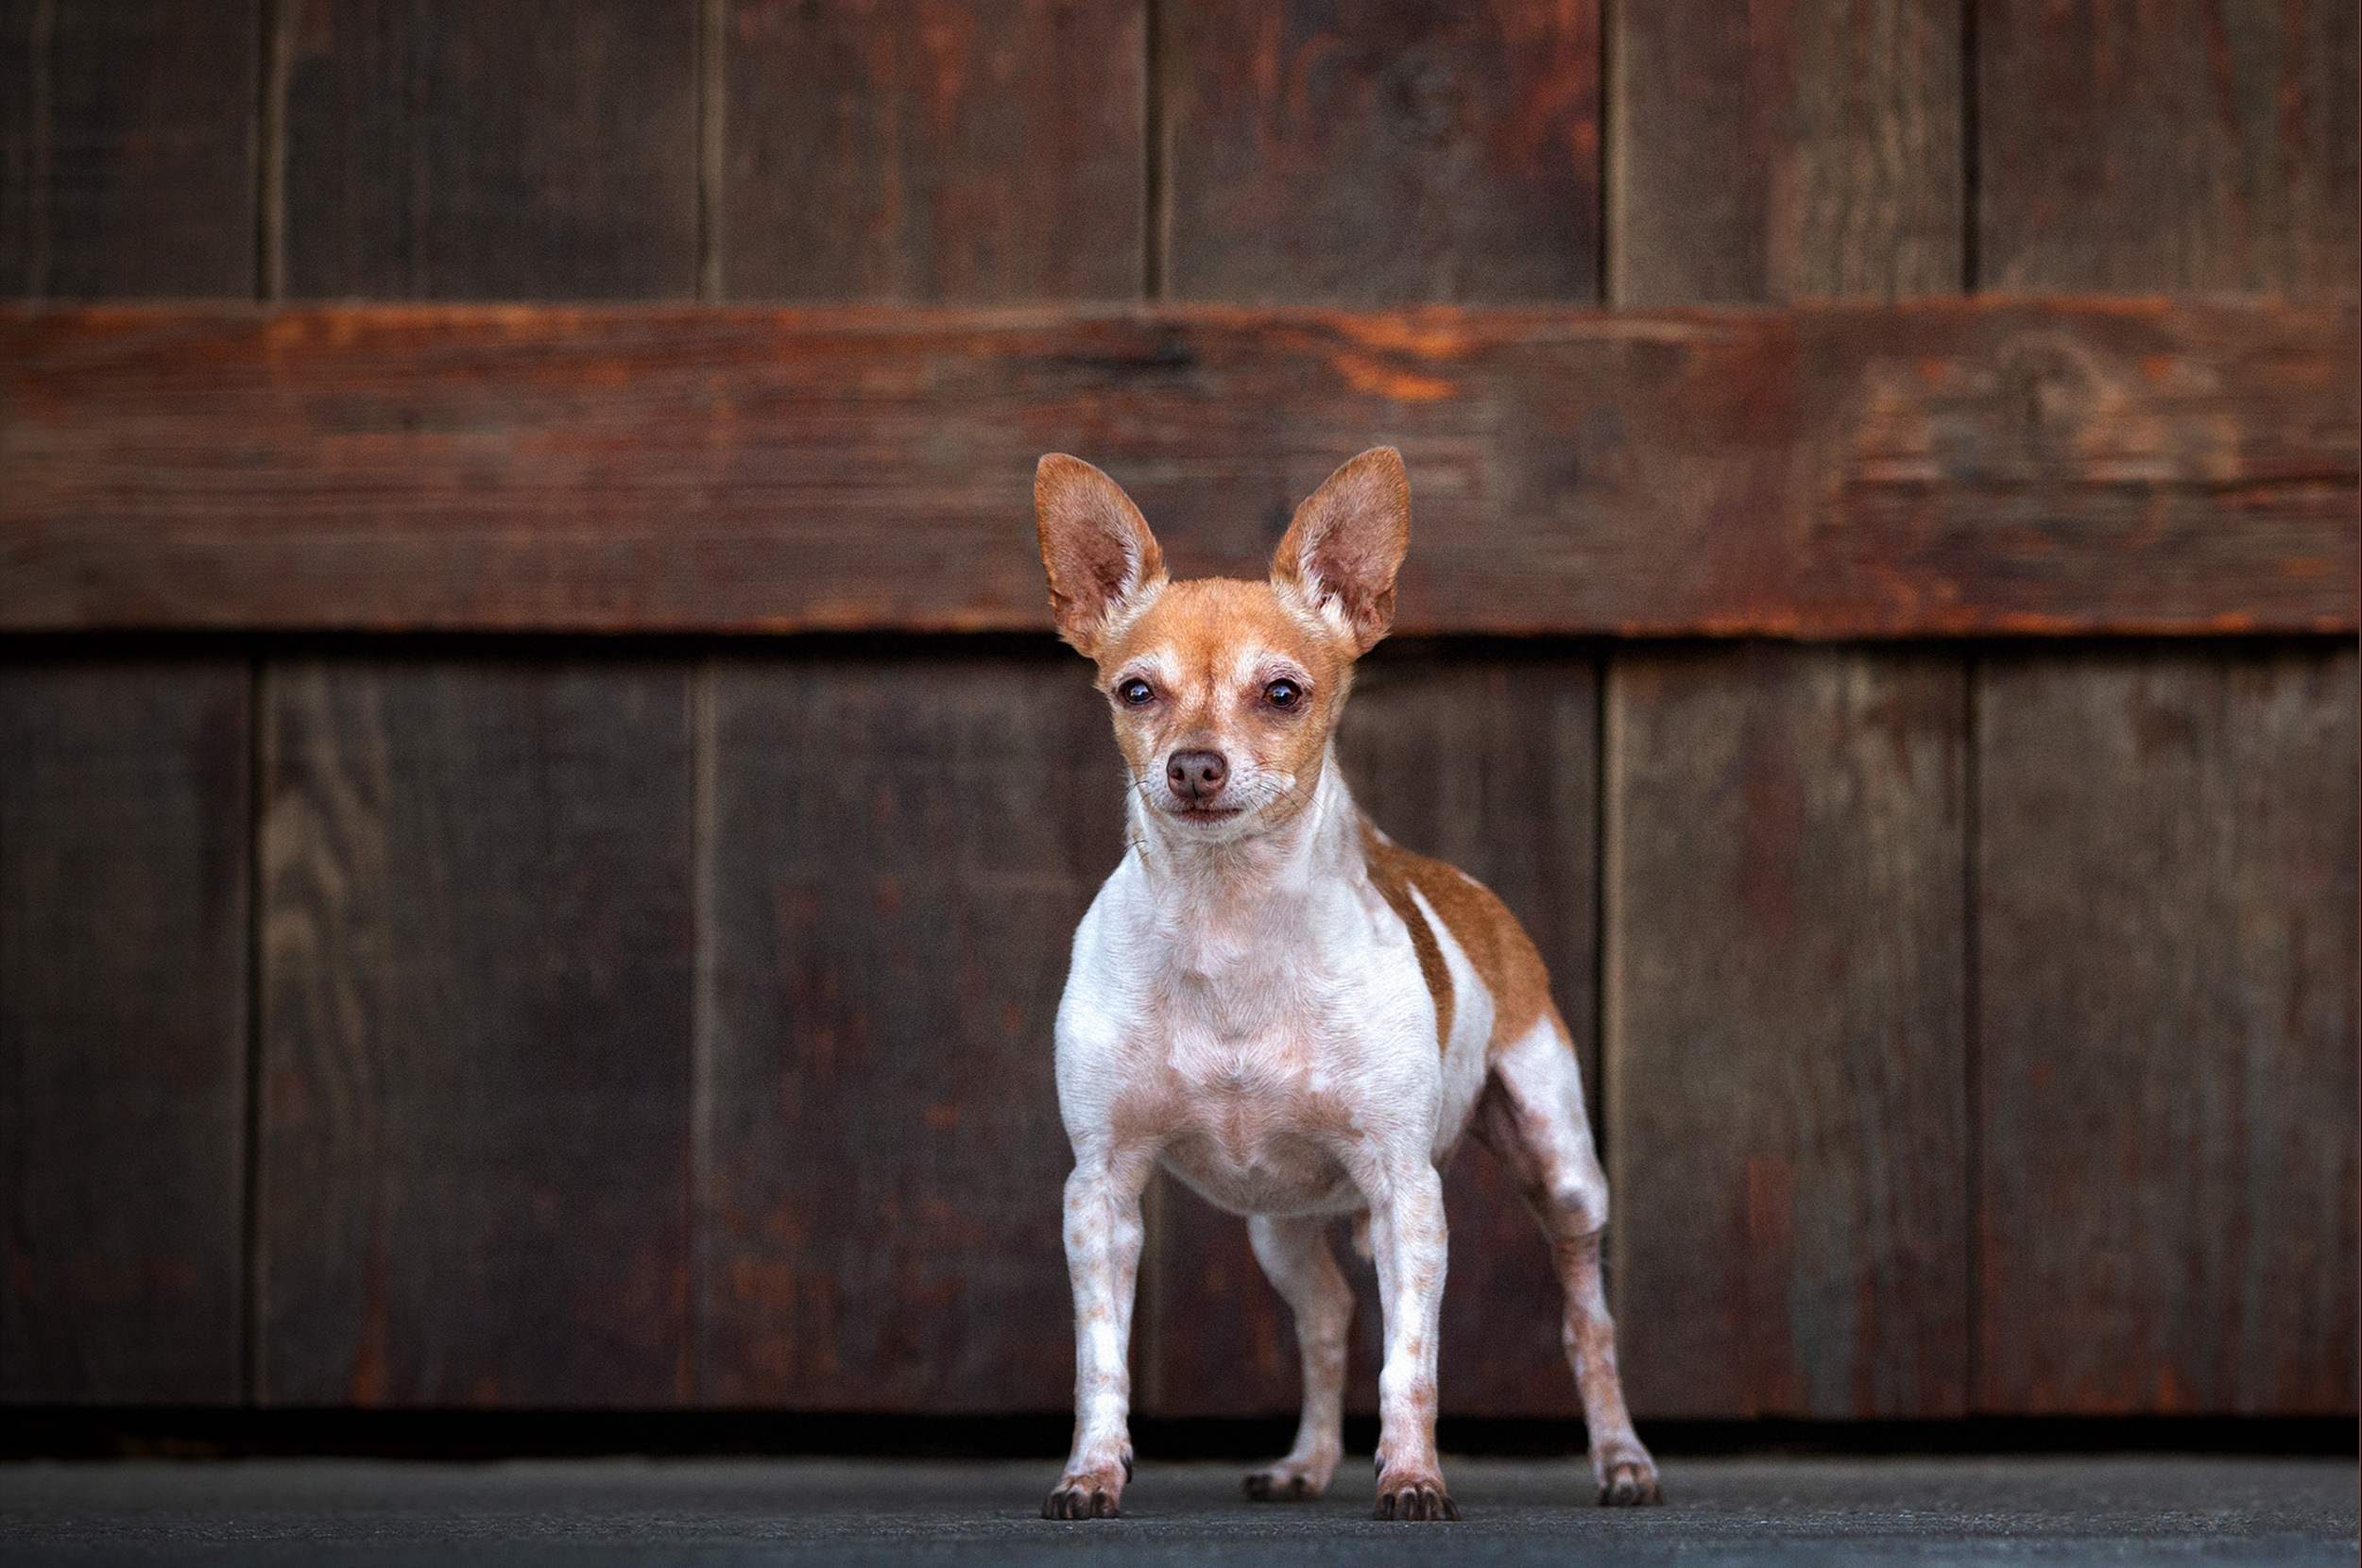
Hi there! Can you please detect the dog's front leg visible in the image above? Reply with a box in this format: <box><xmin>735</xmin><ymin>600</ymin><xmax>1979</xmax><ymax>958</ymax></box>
<box><xmin>1043</xmin><ymin>1147</ymin><xmax>1152</xmax><ymax>1520</ymax></box>
<box><xmin>1366</xmin><ymin>1161</ymin><xmax>1458</xmax><ymax>1521</ymax></box>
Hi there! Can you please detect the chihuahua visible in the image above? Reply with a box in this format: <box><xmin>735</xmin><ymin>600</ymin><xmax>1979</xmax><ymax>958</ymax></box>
<box><xmin>1033</xmin><ymin>448</ymin><xmax>1660</xmax><ymax>1522</ymax></box>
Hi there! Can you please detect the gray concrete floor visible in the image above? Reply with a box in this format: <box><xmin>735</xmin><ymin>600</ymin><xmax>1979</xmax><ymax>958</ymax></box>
<box><xmin>3</xmin><ymin>1455</ymin><xmax>2353</xmax><ymax>1567</ymax></box>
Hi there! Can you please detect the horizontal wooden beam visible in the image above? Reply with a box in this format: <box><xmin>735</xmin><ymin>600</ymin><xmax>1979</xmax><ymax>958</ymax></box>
<box><xmin>3</xmin><ymin>298</ymin><xmax>2353</xmax><ymax>636</ymax></box>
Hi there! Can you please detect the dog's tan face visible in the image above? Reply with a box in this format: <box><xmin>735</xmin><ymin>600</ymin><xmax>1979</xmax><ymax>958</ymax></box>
<box><xmin>1093</xmin><ymin>579</ymin><xmax>1345</xmax><ymax>834</ymax></box>
<box><xmin>1035</xmin><ymin>449</ymin><xmax>1410</xmax><ymax>840</ymax></box>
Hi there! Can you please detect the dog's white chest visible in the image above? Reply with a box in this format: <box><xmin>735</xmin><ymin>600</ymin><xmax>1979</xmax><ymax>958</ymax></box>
<box><xmin>1053</xmin><ymin>846</ymin><xmax>1444</xmax><ymax>1217</ymax></box>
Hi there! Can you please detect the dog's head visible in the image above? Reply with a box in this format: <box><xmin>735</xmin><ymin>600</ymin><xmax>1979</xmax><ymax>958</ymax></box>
<box><xmin>1034</xmin><ymin>448</ymin><xmax>1410</xmax><ymax>841</ymax></box>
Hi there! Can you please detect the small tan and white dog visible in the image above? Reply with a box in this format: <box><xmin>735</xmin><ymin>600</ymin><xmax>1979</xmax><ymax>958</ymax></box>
<box><xmin>1034</xmin><ymin>447</ymin><xmax>1661</xmax><ymax>1523</ymax></box>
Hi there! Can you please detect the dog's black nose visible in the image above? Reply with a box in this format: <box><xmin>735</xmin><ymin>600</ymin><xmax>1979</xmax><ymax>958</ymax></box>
<box><xmin>1166</xmin><ymin>750</ymin><xmax>1228</xmax><ymax>801</ymax></box>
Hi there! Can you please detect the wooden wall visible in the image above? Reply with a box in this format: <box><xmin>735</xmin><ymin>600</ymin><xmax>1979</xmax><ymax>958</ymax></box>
<box><xmin>2</xmin><ymin>0</ymin><xmax>2353</xmax><ymax>1421</ymax></box>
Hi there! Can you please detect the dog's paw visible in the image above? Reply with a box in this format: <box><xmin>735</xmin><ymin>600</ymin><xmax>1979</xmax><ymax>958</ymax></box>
<box><xmin>1373</xmin><ymin>1469</ymin><xmax>1460</xmax><ymax>1522</ymax></box>
<box><xmin>1241</xmin><ymin>1459</ymin><xmax>1329</xmax><ymax>1502</ymax></box>
<box><xmin>1595</xmin><ymin>1453</ymin><xmax>1663</xmax><ymax>1508</ymax></box>
<box><xmin>1041</xmin><ymin>1467</ymin><xmax>1126</xmax><ymax>1521</ymax></box>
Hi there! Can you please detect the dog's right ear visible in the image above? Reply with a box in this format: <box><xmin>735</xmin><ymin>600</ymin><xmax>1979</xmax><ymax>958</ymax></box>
<box><xmin>1036</xmin><ymin>454</ymin><xmax>1167</xmax><ymax>656</ymax></box>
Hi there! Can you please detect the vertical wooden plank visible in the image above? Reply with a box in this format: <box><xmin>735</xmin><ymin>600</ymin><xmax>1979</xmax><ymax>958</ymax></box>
<box><xmin>1161</xmin><ymin>0</ymin><xmax>1600</xmax><ymax>303</ymax></box>
<box><xmin>719</xmin><ymin>0</ymin><xmax>1144</xmax><ymax>303</ymax></box>
<box><xmin>1604</xmin><ymin>0</ymin><xmax>1971</xmax><ymax>1422</ymax></box>
<box><xmin>1</xmin><ymin>0</ymin><xmax>260</xmax><ymax>1408</ymax></box>
<box><xmin>266</xmin><ymin>0</ymin><xmax>703</xmax><ymax>1408</ymax></box>
<box><xmin>257</xmin><ymin>658</ymin><xmax>693</xmax><ymax>1405</ymax></box>
<box><xmin>1975</xmin><ymin>0</ymin><xmax>2358</xmax><ymax>1417</ymax></box>
<box><xmin>1607</xmin><ymin>647</ymin><xmax>1968</xmax><ymax>1417</ymax></box>
<box><xmin>699</xmin><ymin>650</ymin><xmax>1121</xmax><ymax>1408</ymax></box>
<box><xmin>281</xmin><ymin>0</ymin><xmax>699</xmax><ymax>299</ymax></box>
<box><xmin>1142</xmin><ymin>647</ymin><xmax>1600</xmax><ymax>1418</ymax></box>
<box><xmin>1977</xmin><ymin>648</ymin><xmax>2358</xmax><ymax>1413</ymax></box>
<box><xmin>0</xmin><ymin>660</ymin><xmax>249</xmax><ymax>1402</ymax></box>
<box><xmin>1608</xmin><ymin>0</ymin><xmax>1962</xmax><ymax>303</ymax></box>
<box><xmin>0</xmin><ymin>0</ymin><xmax>260</xmax><ymax>297</ymax></box>
<box><xmin>1977</xmin><ymin>0</ymin><xmax>2359</xmax><ymax>296</ymax></box>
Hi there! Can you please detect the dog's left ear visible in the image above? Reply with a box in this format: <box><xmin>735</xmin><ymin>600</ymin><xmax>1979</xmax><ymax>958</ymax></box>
<box><xmin>1272</xmin><ymin>447</ymin><xmax>1411</xmax><ymax>654</ymax></box>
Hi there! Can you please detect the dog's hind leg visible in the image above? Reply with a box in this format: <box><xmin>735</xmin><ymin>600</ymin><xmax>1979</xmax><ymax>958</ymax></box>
<box><xmin>1473</xmin><ymin>1014</ymin><xmax>1664</xmax><ymax>1506</ymax></box>
<box><xmin>1241</xmin><ymin>1213</ymin><xmax>1353</xmax><ymax>1501</ymax></box>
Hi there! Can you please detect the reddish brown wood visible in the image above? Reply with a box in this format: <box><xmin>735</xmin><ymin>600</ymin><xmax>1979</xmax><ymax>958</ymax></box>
<box><xmin>1161</xmin><ymin>0</ymin><xmax>1600</xmax><ymax>303</ymax></box>
<box><xmin>1606</xmin><ymin>647</ymin><xmax>1970</xmax><ymax>1417</ymax></box>
<box><xmin>1976</xmin><ymin>648</ymin><xmax>2359</xmax><ymax>1414</ymax></box>
<box><xmin>0</xmin><ymin>0</ymin><xmax>260</xmax><ymax>298</ymax></box>
<box><xmin>256</xmin><ymin>658</ymin><xmax>695</xmax><ymax>1406</ymax></box>
<box><xmin>1977</xmin><ymin>0</ymin><xmax>2359</xmax><ymax>296</ymax></box>
<box><xmin>1972</xmin><ymin>0</ymin><xmax>2358</xmax><ymax>1420</ymax></box>
<box><xmin>1610</xmin><ymin>0</ymin><xmax>1962</xmax><ymax>304</ymax></box>
<box><xmin>0</xmin><ymin>660</ymin><xmax>250</xmax><ymax>1403</ymax></box>
<box><xmin>281</xmin><ymin>0</ymin><xmax>700</xmax><ymax>299</ymax></box>
<box><xmin>697</xmin><ymin>650</ymin><xmax>1122</xmax><ymax>1409</ymax></box>
<box><xmin>1142</xmin><ymin>648</ymin><xmax>1598</xmax><ymax>1419</ymax></box>
<box><xmin>720</xmin><ymin>0</ymin><xmax>1143</xmax><ymax>303</ymax></box>
<box><xmin>1</xmin><ymin>298</ymin><xmax>2350</xmax><ymax>637</ymax></box>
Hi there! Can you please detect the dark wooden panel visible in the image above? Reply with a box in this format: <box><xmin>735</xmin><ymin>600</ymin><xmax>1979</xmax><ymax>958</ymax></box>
<box><xmin>0</xmin><ymin>0</ymin><xmax>259</xmax><ymax>298</ymax></box>
<box><xmin>282</xmin><ymin>0</ymin><xmax>699</xmax><ymax>299</ymax></box>
<box><xmin>1610</xmin><ymin>0</ymin><xmax>1961</xmax><ymax>305</ymax></box>
<box><xmin>1142</xmin><ymin>647</ymin><xmax>1598</xmax><ymax>1417</ymax></box>
<box><xmin>699</xmin><ymin>650</ymin><xmax>1121</xmax><ymax>1408</ymax></box>
<box><xmin>257</xmin><ymin>658</ymin><xmax>693</xmax><ymax>1405</ymax></box>
<box><xmin>720</xmin><ymin>0</ymin><xmax>1142</xmax><ymax>303</ymax></box>
<box><xmin>1162</xmin><ymin>0</ymin><xmax>1599</xmax><ymax>303</ymax></box>
<box><xmin>1977</xmin><ymin>0</ymin><xmax>2359</xmax><ymax>295</ymax></box>
<box><xmin>1977</xmin><ymin>647</ymin><xmax>2359</xmax><ymax>1414</ymax></box>
<box><xmin>0</xmin><ymin>660</ymin><xmax>249</xmax><ymax>1402</ymax></box>
<box><xmin>3</xmin><ymin>298</ymin><xmax>2351</xmax><ymax>636</ymax></box>
<box><xmin>1607</xmin><ymin>647</ymin><xmax>1968</xmax><ymax>1417</ymax></box>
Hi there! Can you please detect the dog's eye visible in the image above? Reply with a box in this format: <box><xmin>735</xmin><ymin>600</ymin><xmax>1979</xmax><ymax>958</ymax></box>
<box><xmin>1264</xmin><ymin>679</ymin><xmax>1302</xmax><ymax>709</ymax></box>
<box><xmin>1118</xmin><ymin>678</ymin><xmax>1155</xmax><ymax>707</ymax></box>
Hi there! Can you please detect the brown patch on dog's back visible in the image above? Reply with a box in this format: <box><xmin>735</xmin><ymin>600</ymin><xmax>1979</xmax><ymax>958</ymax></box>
<box><xmin>1360</xmin><ymin>821</ymin><xmax>1455</xmax><ymax>1051</ymax></box>
<box><xmin>1359</xmin><ymin>818</ymin><xmax>1556</xmax><ymax>1054</ymax></box>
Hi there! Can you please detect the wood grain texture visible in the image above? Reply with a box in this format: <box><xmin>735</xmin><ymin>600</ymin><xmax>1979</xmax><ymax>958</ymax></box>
<box><xmin>281</xmin><ymin>0</ymin><xmax>699</xmax><ymax>298</ymax></box>
<box><xmin>1610</xmin><ymin>0</ymin><xmax>1962</xmax><ymax>305</ymax></box>
<box><xmin>720</xmin><ymin>0</ymin><xmax>1142</xmax><ymax>302</ymax></box>
<box><xmin>699</xmin><ymin>649</ymin><xmax>1122</xmax><ymax>1408</ymax></box>
<box><xmin>1161</xmin><ymin>0</ymin><xmax>1599</xmax><ymax>303</ymax></box>
<box><xmin>1142</xmin><ymin>646</ymin><xmax>1598</xmax><ymax>1418</ymax></box>
<box><xmin>1977</xmin><ymin>0</ymin><xmax>2360</xmax><ymax>296</ymax></box>
<box><xmin>1606</xmin><ymin>646</ymin><xmax>1969</xmax><ymax>1418</ymax></box>
<box><xmin>3</xmin><ymin>298</ymin><xmax>2351</xmax><ymax>636</ymax></box>
<box><xmin>256</xmin><ymin>658</ymin><xmax>694</xmax><ymax>1406</ymax></box>
<box><xmin>0</xmin><ymin>660</ymin><xmax>250</xmax><ymax>1402</ymax></box>
<box><xmin>1976</xmin><ymin>647</ymin><xmax>2359</xmax><ymax>1414</ymax></box>
<box><xmin>0</xmin><ymin>0</ymin><xmax>259</xmax><ymax>298</ymax></box>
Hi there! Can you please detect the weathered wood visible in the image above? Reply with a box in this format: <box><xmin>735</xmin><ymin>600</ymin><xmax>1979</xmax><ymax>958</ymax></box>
<box><xmin>1977</xmin><ymin>0</ymin><xmax>2360</xmax><ymax>296</ymax></box>
<box><xmin>1141</xmin><ymin>646</ymin><xmax>1598</xmax><ymax>1418</ymax></box>
<box><xmin>281</xmin><ymin>0</ymin><xmax>700</xmax><ymax>298</ymax></box>
<box><xmin>0</xmin><ymin>0</ymin><xmax>259</xmax><ymax>298</ymax></box>
<box><xmin>1606</xmin><ymin>647</ymin><xmax>1969</xmax><ymax>1417</ymax></box>
<box><xmin>256</xmin><ymin>658</ymin><xmax>694</xmax><ymax>1405</ymax></box>
<box><xmin>1161</xmin><ymin>0</ymin><xmax>1600</xmax><ymax>302</ymax></box>
<box><xmin>1973</xmin><ymin>0</ymin><xmax>2358</xmax><ymax>1420</ymax></box>
<box><xmin>719</xmin><ymin>0</ymin><xmax>1142</xmax><ymax>302</ymax></box>
<box><xmin>699</xmin><ymin>649</ymin><xmax>1121</xmax><ymax>1408</ymax></box>
<box><xmin>1610</xmin><ymin>0</ymin><xmax>1962</xmax><ymax>304</ymax></box>
<box><xmin>1976</xmin><ymin>647</ymin><xmax>2359</xmax><ymax>1414</ymax></box>
<box><xmin>2</xmin><ymin>298</ymin><xmax>2350</xmax><ymax>637</ymax></box>
<box><xmin>0</xmin><ymin>659</ymin><xmax>250</xmax><ymax>1403</ymax></box>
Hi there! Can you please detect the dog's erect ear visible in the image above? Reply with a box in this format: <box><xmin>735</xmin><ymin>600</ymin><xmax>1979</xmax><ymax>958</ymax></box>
<box><xmin>1036</xmin><ymin>454</ymin><xmax>1167</xmax><ymax>655</ymax></box>
<box><xmin>1271</xmin><ymin>447</ymin><xmax>1410</xmax><ymax>654</ymax></box>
